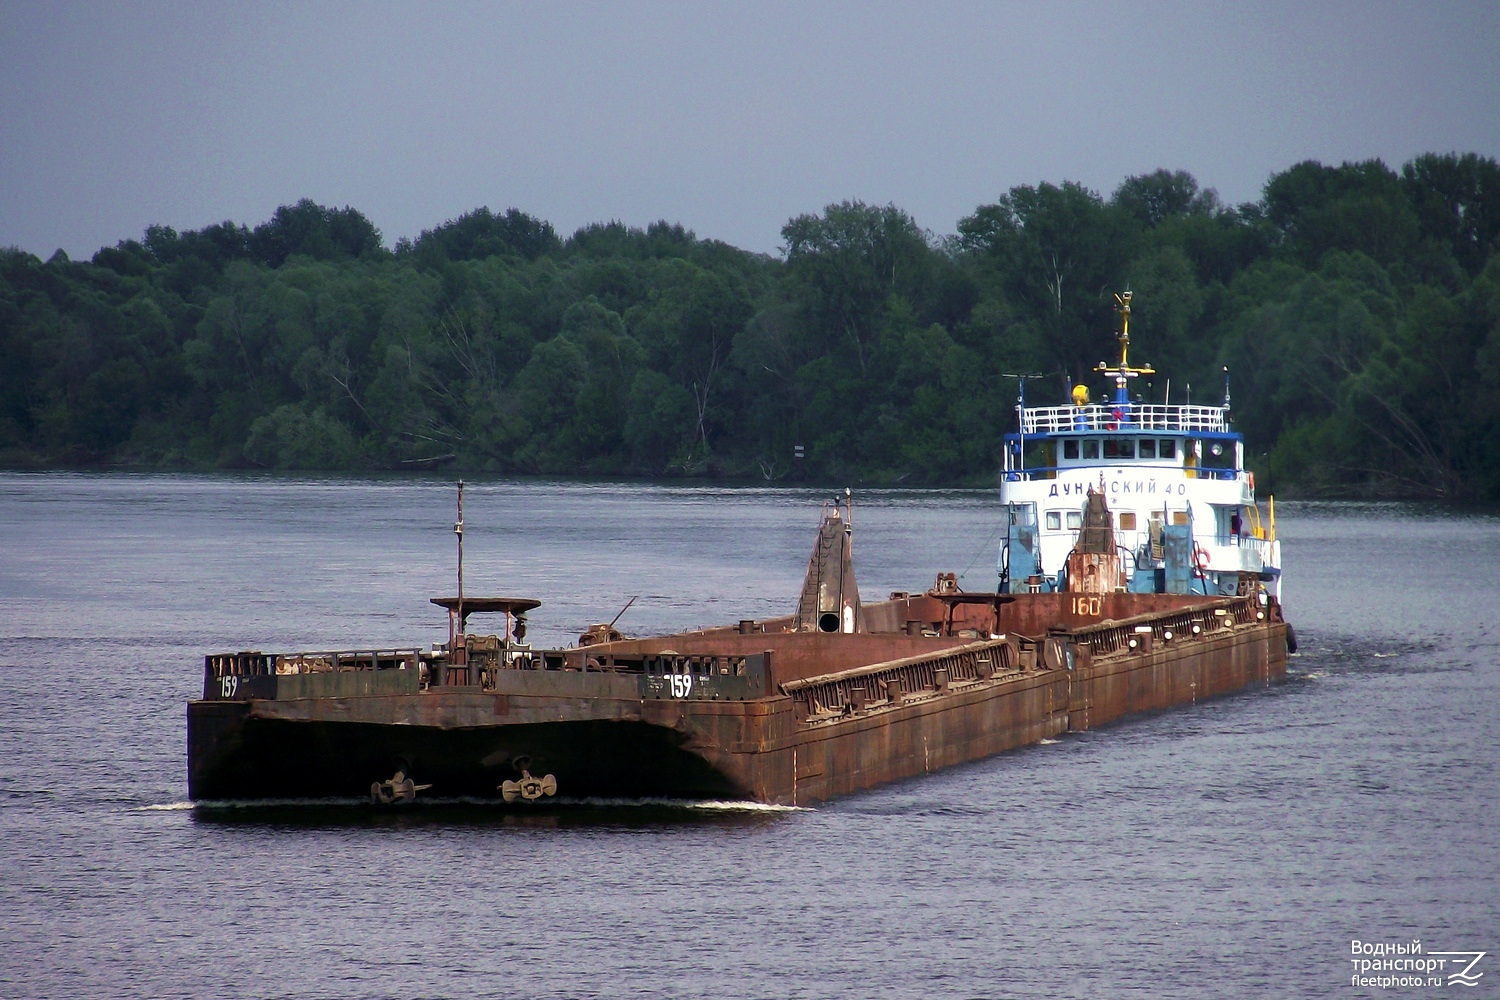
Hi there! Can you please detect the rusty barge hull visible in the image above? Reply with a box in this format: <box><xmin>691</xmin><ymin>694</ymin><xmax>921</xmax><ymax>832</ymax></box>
<box><xmin>739</xmin><ymin>621</ymin><xmax>1284</xmax><ymax>803</ymax></box>
<box><xmin>188</xmin><ymin>592</ymin><xmax>1287</xmax><ymax>806</ymax></box>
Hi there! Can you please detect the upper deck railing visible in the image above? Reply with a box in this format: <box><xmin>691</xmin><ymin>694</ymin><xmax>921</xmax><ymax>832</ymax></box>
<box><xmin>1019</xmin><ymin>404</ymin><xmax>1230</xmax><ymax>435</ymax></box>
<box><xmin>1001</xmin><ymin>465</ymin><xmax>1241</xmax><ymax>482</ymax></box>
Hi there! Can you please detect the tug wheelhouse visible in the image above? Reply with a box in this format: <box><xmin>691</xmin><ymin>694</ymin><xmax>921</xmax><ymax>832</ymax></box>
<box><xmin>998</xmin><ymin>292</ymin><xmax>1282</xmax><ymax>600</ymax></box>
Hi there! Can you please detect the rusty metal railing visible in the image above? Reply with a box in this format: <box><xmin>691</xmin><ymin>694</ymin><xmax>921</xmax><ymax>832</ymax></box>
<box><xmin>1075</xmin><ymin>597</ymin><xmax>1264</xmax><ymax>657</ymax></box>
<box><xmin>642</xmin><ymin>653</ymin><xmax>753</xmax><ymax>677</ymax></box>
<box><xmin>202</xmin><ymin>648</ymin><xmax>425</xmax><ymax>701</ymax></box>
<box><xmin>204</xmin><ymin>649</ymin><xmax>422</xmax><ymax>679</ymax></box>
<box><xmin>782</xmin><ymin>638</ymin><xmax>1020</xmax><ymax>721</ymax></box>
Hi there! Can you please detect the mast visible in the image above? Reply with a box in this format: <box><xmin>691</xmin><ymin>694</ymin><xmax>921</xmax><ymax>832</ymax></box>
<box><xmin>455</xmin><ymin>480</ymin><xmax>465</xmax><ymax>642</ymax></box>
<box><xmin>1096</xmin><ymin>291</ymin><xmax>1154</xmax><ymax>407</ymax></box>
<box><xmin>1017</xmin><ymin>376</ymin><xmax>1026</xmax><ymax>472</ymax></box>
<box><xmin>1001</xmin><ymin>372</ymin><xmax>1050</xmax><ymax>476</ymax></box>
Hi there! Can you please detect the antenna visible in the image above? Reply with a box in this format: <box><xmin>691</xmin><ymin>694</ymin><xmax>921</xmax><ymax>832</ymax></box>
<box><xmin>455</xmin><ymin>480</ymin><xmax>465</xmax><ymax>643</ymax></box>
<box><xmin>608</xmin><ymin>595</ymin><xmax>638</xmax><ymax>630</ymax></box>
<box><xmin>1001</xmin><ymin>372</ymin><xmax>1050</xmax><ymax>473</ymax></box>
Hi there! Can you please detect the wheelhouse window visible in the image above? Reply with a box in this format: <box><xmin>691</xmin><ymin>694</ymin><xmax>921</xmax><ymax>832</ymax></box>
<box><xmin>1159</xmin><ymin>439</ymin><xmax>1177</xmax><ymax>459</ymax></box>
<box><xmin>1062</xmin><ymin>439</ymin><xmax>1079</xmax><ymax>460</ymax></box>
<box><xmin>1203</xmin><ymin>439</ymin><xmax>1235</xmax><ymax>470</ymax></box>
<box><xmin>1082</xmin><ymin>439</ymin><xmax>1100</xmax><ymax>459</ymax></box>
<box><xmin>1138</xmin><ymin>439</ymin><xmax>1156</xmax><ymax>459</ymax></box>
<box><xmin>1103</xmin><ymin>438</ymin><xmax>1134</xmax><ymax>459</ymax></box>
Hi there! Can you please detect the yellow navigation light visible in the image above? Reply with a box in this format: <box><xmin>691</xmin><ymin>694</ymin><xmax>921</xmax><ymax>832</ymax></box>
<box><xmin>1071</xmin><ymin>384</ymin><xmax>1090</xmax><ymax>406</ymax></box>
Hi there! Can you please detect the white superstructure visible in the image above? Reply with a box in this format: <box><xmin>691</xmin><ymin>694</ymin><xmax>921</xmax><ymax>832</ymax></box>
<box><xmin>998</xmin><ymin>293</ymin><xmax>1282</xmax><ymax>600</ymax></box>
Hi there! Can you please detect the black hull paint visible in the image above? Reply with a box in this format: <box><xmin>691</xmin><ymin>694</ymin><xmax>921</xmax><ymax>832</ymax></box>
<box><xmin>187</xmin><ymin>702</ymin><xmax>742</xmax><ymax>801</ymax></box>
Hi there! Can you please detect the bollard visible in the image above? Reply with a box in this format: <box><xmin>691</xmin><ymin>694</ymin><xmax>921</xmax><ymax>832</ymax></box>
<box><xmin>850</xmin><ymin>686</ymin><xmax>867</xmax><ymax>713</ymax></box>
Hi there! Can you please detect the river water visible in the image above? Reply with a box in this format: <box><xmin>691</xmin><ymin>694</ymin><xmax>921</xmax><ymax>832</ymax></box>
<box><xmin>0</xmin><ymin>472</ymin><xmax>1495</xmax><ymax>999</ymax></box>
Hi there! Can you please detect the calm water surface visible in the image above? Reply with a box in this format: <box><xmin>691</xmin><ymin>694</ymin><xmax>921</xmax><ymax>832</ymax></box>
<box><xmin>1</xmin><ymin>473</ymin><xmax>1495</xmax><ymax>998</ymax></box>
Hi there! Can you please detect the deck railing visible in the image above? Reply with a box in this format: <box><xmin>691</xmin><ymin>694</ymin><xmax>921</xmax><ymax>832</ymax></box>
<box><xmin>1019</xmin><ymin>404</ymin><xmax>1229</xmax><ymax>435</ymax></box>
<box><xmin>1002</xmin><ymin>465</ymin><xmax>1240</xmax><ymax>482</ymax></box>
<box><xmin>782</xmin><ymin>638</ymin><xmax>1020</xmax><ymax>722</ymax></box>
<box><xmin>204</xmin><ymin>649</ymin><xmax>423</xmax><ymax>679</ymax></box>
<box><xmin>1076</xmin><ymin>597</ymin><xmax>1264</xmax><ymax>657</ymax></box>
<box><xmin>201</xmin><ymin>648</ymin><xmax>425</xmax><ymax>700</ymax></box>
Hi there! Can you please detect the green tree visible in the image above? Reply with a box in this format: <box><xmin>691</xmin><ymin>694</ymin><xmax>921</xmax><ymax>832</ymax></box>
<box><xmin>1401</xmin><ymin>152</ymin><xmax>1500</xmax><ymax>278</ymax></box>
<box><xmin>1113</xmin><ymin>169</ymin><xmax>1219</xmax><ymax>229</ymax></box>
<box><xmin>781</xmin><ymin>201</ymin><xmax>934</xmax><ymax>374</ymax></box>
<box><xmin>958</xmin><ymin>182</ymin><xmax>1135</xmax><ymax>378</ymax></box>
<box><xmin>251</xmin><ymin>200</ymin><xmax>385</xmax><ymax>268</ymax></box>
<box><xmin>1263</xmin><ymin>160</ymin><xmax>1421</xmax><ymax>275</ymax></box>
<box><xmin>244</xmin><ymin>403</ymin><xmax>361</xmax><ymax>468</ymax></box>
<box><xmin>628</xmin><ymin>259</ymin><xmax>753</xmax><ymax>456</ymax></box>
<box><xmin>406</xmin><ymin>207</ymin><xmax>561</xmax><ymax>266</ymax></box>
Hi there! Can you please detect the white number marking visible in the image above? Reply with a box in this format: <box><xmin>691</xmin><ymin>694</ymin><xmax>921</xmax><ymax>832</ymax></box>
<box><xmin>220</xmin><ymin>675</ymin><xmax>239</xmax><ymax>698</ymax></box>
<box><xmin>669</xmin><ymin>673</ymin><xmax>693</xmax><ymax>698</ymax></box>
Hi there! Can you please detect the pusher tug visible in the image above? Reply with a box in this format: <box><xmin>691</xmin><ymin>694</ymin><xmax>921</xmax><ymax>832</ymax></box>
<box><xmin>1000</xmin><ymin>291</ymin><xmax>1283</xmax><ymax>604</ymax></box>
<box><xmin>188</xmin><ymin>296</ymin><xmax>1291</xmax><ymax>807</ymax></box>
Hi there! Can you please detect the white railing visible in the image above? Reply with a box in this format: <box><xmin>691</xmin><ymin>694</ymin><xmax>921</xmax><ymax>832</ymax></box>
<box><xmin>1201</xmin><ymin>536</ymin><xmax>1277</xmax><ymax>574</ymax></box>
<box><xmin>1019</xmin><ymin>404</ymin><xmax>1229</xmax><ymax>434</ymax></box>
<box><xmin>1104</xmin><ymin>533</ymin><xmax>1278</xmax><ymax>575</ymax></box>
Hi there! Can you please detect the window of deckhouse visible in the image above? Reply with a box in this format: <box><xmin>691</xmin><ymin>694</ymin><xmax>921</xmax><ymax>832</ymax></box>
<box><xmin>1103</xmin><ymin>438</ymin><xmax>1134</xmax><ymax>460</ymax></box>
<box><xmin>1138</xmin><ymin>440</ymin><xmax>1156</xmax><ymax>459</ymax></box>
<box><xmin>1083</xmin><ymin>439</ymin><xmax>1100</xmax><ymax>459</ymax></box>
<box><xmin>1159</xmin><ymin>440</ymin><xmax>1177</xmax><ymax>460</ymax></box>
<box><xmin>1046</xmin><ymin>511</ymin><xmax>1061</xmax><ymax>530</ymax></box>
<box><xmin>1063</xmin><ymin>439</ymin><xmax>1080</xmax><ymax>460</ymax></box>
<box><xmin>1203</xmin><ymin>440</ymin><xmax>1235</xmax><ymax>470</ymax></box>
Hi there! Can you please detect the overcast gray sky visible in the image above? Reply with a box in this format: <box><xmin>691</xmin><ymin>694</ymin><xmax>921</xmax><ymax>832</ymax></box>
<box><xmin>3</xmin><ymin>1</ymin><xmax>1498</xmax><ymax>260</ymax></box>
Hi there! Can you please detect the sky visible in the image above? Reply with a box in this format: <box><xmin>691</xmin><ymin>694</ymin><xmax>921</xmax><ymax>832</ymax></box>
<box><xmin>2</xmin><ymin>1</ymin><xmax>1498</xmax><ymax>260</ymax></box>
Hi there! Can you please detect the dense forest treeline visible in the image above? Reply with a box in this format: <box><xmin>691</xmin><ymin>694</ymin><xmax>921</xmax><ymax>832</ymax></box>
<box><xmin>3</xmin><ymin>153</ymin><xmax>1500</xmax><ymax>500</ymax></box>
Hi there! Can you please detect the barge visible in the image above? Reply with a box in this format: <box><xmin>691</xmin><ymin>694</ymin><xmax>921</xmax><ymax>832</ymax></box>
<box><xmin>187</xmin><ymin>295</ymin><xmax>1291</xmax><ymax>806</ymax></box>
